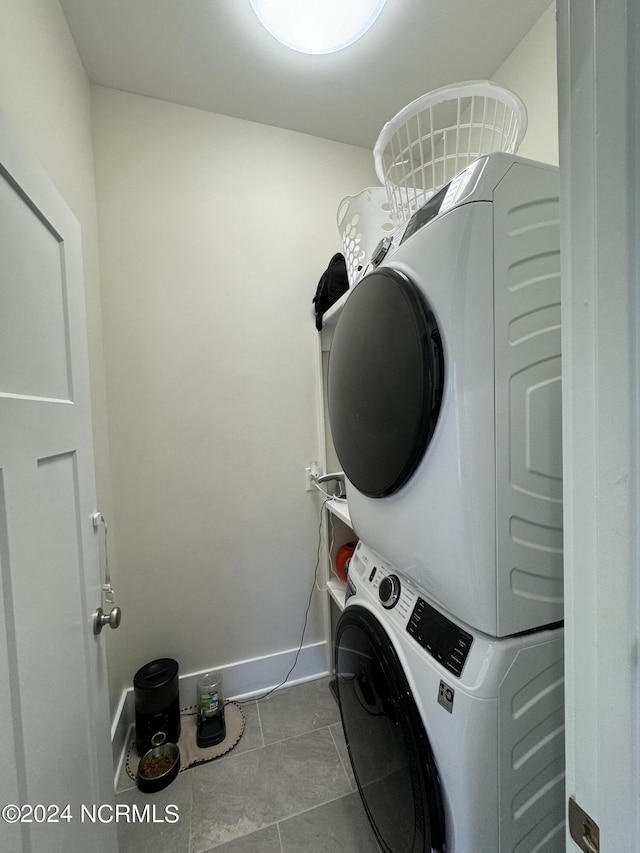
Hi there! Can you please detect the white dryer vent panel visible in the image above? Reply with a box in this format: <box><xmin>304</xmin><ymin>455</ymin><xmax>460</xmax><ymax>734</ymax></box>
<box><xmin>493</xmin><ymin>165</ymin><xmax>562</xmax><ymax>636</ymax></box>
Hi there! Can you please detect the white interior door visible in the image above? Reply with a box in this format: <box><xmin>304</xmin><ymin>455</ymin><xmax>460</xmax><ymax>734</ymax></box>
<box><xmin>557</xmin><ymin>1</ymin><xmax>639</xmax><ymax>850</ymax></box>
<box><xmin>0</xmin><ymin>113</ymin><xmax>118</xmax><ymax>852</ymax></box>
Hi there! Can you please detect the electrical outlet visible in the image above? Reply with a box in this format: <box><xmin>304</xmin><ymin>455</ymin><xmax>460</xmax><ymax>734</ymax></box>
<box><xmin>304</xmin><ymin>462</ymin><xmax>319</xmax><ymax>492</ymax></box>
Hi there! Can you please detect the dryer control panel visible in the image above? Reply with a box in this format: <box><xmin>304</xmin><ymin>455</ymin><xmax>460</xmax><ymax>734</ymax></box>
<box><xmin>407</xmin><ymin>598</ymin><xmax>474</xmax><ymax>678</ymax></box>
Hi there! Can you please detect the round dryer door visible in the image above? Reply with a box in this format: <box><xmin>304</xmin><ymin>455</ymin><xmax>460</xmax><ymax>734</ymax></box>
<box><xmin>335</xmin><ymin>605</ymin><xmax>445</xmax><ymax>853</ymax></box>
<box><xmin>327</xmin><ymin>268</ymin><xmax>444</xmax><ymax>498</ymax></box>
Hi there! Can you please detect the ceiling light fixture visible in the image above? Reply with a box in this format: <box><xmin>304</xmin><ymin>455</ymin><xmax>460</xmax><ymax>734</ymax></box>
<box><xmin>249</xmin><ymin>0</ymin><xmax>387</xmax><ymax>55</ymax></box>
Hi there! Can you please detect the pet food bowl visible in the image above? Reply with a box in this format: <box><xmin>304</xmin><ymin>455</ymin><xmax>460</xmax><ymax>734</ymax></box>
<box><xmin>137</xmin><ymin>742</ymin><xmax>180</xmax><ymax>793</ymax></box>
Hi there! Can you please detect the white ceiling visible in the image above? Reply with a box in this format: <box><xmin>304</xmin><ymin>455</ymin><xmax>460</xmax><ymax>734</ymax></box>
<box><xmin>60</xmin><ymin>0</ymin><xmax>551</xmax><ymax>150</ymax></box>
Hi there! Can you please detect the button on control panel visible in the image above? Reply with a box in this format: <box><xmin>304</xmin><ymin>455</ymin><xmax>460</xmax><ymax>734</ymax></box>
<box><xmin>407</xmin><ymin>597</ymin><xmax>473</xmax><ymax>677</ymax></box>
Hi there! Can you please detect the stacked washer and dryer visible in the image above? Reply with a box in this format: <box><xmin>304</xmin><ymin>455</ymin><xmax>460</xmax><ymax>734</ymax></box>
<box><xmin>328</xmin><ymin>87</ymin><xmax>565</xmax><ymax>853</ymax></box>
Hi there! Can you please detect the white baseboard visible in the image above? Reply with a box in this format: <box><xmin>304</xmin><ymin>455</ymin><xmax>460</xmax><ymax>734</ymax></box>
<box><xmin>111</xmin><ymin>639</ymin><xmax>330</xmax><ymax>783</ymax></box>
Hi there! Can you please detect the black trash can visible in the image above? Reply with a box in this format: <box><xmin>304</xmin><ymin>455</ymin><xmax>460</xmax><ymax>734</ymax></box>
<box><xmin>134</xmin><ymin>658</ymin><xmax>181</xmax><ymax>756</ymax></box>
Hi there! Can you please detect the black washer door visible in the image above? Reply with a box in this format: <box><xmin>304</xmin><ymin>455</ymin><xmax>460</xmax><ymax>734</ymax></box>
<box><xmin>327</xmin><ymin>268</ymin><xmax>444</xmax><ymax>498</ymax></box>
<box><xmin>335</xmin><ymin>605</ymin><xmax>446</xmax><ymax>853</ymax></box>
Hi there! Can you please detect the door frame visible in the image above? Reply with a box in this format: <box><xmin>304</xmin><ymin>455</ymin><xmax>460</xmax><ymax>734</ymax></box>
<box><xmin>557</xmin><ymin>1</ymin><xmax>640</xmax><ymax>848</ymax></box>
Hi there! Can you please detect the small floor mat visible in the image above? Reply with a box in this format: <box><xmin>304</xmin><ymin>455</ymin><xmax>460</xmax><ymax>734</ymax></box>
<box><xmin>126</xmin><ymin>701</ymin><xmax>245</xmax><ymax>781</ymax></box>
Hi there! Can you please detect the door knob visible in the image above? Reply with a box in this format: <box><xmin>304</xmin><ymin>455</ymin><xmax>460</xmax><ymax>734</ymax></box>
<box><xmin>93</xmin><ymin>605</ymin><xmax>122</xmax><ymax>635</ymax></box>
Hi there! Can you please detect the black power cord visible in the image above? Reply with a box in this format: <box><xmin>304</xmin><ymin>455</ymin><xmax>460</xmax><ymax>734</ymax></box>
<box><xmin>238</xmin><ymin>498</ymin><xmax>329</xmax><ymax>705</ymax></box>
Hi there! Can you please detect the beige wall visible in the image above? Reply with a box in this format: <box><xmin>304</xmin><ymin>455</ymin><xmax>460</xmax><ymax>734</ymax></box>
<box><xmin>92</xmin><ymin>86</ymin><xmax>377</xmax><ymax>704</ymax></box>
<box><xmin>0</xmin><ymin>0</ymin><xmax>118</xmax><ymax>704</ymax></box>
<box><xmin>492</xmin><ymin>2</ymin><xmax>558</xmax><ymax>165</ymax></box>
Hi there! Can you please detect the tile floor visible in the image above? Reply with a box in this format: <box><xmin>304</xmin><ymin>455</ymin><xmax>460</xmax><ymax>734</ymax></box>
<box><xmin>116</xmin><ymin>677</ymin><xmax>381</xmax><ymax>853</ymax></box>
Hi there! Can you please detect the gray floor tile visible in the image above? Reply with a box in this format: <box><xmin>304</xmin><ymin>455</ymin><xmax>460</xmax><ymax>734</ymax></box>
<box><xmin>190</xmin><ymin>727</ymin><xmax>351</xmax><ymax>852</ymax></box>
<box><xmin>329</xmin><ymin>722</ymin><xmax>357</xmax><ymax>792</ymax></box>
<box><xmin>258</xmin><ymin>677</ymin><xmax>341</xmax><ymax>744</ymax></box>
<box><xmin>116</xmin><ymin>770</ymin><xmax>192</xmax><ymax>853</ymax></box>
<box><xmin>279</xmin><ymin>792</ymin><xmax>380</xmax><ymax>853</ymax></box>
<box><xmin>202</xmin><ymin>823</ymin><xmax>282</xmax><ymax>853</ymax></box>
<box><xmin>114</xmin><ymin>678</ymin><xmax>376</xmax><ymax>853</ymax></box>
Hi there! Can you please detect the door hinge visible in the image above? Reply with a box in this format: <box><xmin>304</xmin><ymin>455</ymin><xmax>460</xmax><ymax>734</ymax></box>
<box><xmin>568</xmin><ymin>797</ymin><xmax>600</xmax><ymax>853</ymax></box>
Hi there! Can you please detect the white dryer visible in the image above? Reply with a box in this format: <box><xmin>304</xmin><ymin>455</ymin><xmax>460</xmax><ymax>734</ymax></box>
<box><xmin>327</xmin><ymin>153</ymin><xmax>562</xmax><ymax>637</ymax></box>
<box><xmin>335</xmin><ymin>541</ymin><xmax>565</xmax><ymax>853</ymax></box>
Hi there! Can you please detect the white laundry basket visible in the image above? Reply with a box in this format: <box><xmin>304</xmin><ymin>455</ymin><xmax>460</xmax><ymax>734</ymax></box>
<box><xmin>374</xmin><ymin>81</ymin><xmax>527</xmax><ymax>226</ymax></box>
<box><xmin>337</xmin><ymin>187</ymin><xmax>395</xmax><ymax>286</ymax></box>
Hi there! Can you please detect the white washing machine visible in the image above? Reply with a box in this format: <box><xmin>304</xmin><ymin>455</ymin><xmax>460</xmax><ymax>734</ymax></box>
<box><xmin>327</xmin><ymin>153</ymin><xmax>562</xmax><ymax>637</ymax></box>
<box><xmin>335</xmin><ymin>541</ymin><xmax>565</xmax><ymax>853</ymax></box>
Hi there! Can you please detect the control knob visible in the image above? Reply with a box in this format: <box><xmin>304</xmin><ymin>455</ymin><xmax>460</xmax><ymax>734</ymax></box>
<box><xmin>378</xmin><ymin>574</ymin><xmax>401</xmax><ymax>609</ymax></box>
<box><xmin>370</xmin><ymin>236</ymin><xmax>393</xmax><ymax>267</ymax></box>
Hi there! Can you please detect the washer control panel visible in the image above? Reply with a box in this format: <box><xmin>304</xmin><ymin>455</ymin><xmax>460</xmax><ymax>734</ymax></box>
<box><xmin>407</xmin><ymin>597</ymin><xmax>473</xmax><ymax>678</ymax></box>
<box><xmin>349</xmin><ymin>543</ymin><xmax>473</xmax><ymax>677</ymax></box>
